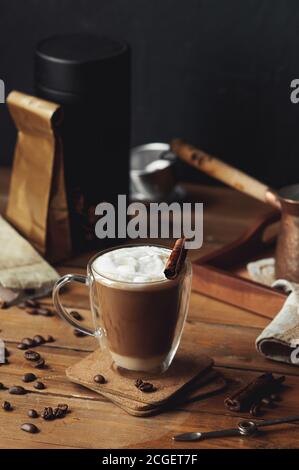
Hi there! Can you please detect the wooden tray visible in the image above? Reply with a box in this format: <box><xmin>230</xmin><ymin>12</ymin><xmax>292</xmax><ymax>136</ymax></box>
<box><xmin>192</xmin><ymin>209</ymin><xmax>287</xmax><ymax>319</ymax></box>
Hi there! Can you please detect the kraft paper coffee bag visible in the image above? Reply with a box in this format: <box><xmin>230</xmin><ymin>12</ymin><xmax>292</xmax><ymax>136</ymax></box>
<box><xmin>6</xmin><ymin>91</ymin><xmax>71</xmax><ymax>262</ymax></box>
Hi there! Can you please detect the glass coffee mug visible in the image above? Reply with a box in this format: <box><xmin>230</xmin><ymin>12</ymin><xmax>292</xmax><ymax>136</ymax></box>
<box><xmin>53</xmin><ymin>245</ymin><xmax>192</xmax><ymax>373</ymax></box>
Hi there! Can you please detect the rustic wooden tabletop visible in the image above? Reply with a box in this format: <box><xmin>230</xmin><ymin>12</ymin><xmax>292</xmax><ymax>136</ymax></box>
<box><xmin>1</xmin><ymin>173</ymin><xmax>298</xmax><ymax>449</ymax></box>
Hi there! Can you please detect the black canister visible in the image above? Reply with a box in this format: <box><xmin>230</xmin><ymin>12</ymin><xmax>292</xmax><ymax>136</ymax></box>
<box><xmin>35</xmin><ymin>33</ymin><xmax>130</xmax><ymax>252</ymax></box>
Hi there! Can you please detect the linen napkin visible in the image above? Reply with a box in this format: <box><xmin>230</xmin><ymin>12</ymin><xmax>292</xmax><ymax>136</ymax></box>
<box><xmin>247</xmin><ymin>257</ymin><xmax>299</xmax><ymax>365</ymax></box>
<box><xmin>0</xmin><ymin>215</ymin><xmax>59</xmax><ymax>305</ymax></box>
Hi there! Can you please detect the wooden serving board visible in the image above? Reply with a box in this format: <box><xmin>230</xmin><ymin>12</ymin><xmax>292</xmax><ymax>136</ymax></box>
<box><xmin>193</xmin><ymin>209</ymin><xmax>287</xmax><ymax>319</ymax></box>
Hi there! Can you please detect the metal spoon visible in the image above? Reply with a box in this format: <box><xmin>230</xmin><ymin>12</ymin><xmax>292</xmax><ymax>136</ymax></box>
<box><xmin>173</xmin><ymin>415</ymin><xmax>299</xmax><ymax>442</ymax></box>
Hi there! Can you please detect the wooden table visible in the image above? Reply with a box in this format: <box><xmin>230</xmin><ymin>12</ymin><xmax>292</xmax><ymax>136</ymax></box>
<box><xmin>1</xmin><ymin>178</ymin><xmax>299</xmax><ymax>449</ymax></box>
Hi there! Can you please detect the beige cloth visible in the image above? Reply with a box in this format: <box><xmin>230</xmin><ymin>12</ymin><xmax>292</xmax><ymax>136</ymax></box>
<box><xmin>0</xmin><ymin>215</ymin><xmax>59</xmax><ymax>291</ymax></box>
<box><xmin>247</xmin><ymin>257</ymin><xmax>299</xmax><ymax>365</ymax></box>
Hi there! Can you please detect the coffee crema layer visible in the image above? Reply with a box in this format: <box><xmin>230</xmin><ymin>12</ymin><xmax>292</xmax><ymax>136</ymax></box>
<box><xmin>92</xmin><ymin>245</ymin><xmax>170</xmax><ymax>283</ymax></box>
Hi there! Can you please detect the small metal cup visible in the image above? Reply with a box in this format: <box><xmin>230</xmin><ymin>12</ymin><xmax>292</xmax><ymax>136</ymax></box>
<box><xmin>130</xmin><ymin>143</ymin><xmax>177</xmax><ymax>201</ymax></box>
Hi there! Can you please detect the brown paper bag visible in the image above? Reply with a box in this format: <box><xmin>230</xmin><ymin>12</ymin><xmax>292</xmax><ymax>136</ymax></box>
<box><xmin>6</xmin><ymin>91</ymin><xmax>72</xmax><ymax>263</ymax></box>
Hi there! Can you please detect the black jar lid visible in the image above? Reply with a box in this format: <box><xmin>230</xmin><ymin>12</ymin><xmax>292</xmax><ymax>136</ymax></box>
<box><xmin>35</xmin><ymin>33</ymin><xmax>129</xmax><ymax>99</ymax></box>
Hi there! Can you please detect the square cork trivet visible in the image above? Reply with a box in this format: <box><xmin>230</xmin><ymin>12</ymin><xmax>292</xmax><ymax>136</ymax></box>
<box><xmin>100</xmin><ymin>369</ymin><xmax>222</xmax><ymax>412</ymax></box>
<box><xmin>96</xmin><ymin>370</ymin><xmax>227</xmax><ymax>417</ymax></box>
<box><xmin>66</xmin><ymin>343</ymin><xmax>214</xmax><ymax>407</ymax></box>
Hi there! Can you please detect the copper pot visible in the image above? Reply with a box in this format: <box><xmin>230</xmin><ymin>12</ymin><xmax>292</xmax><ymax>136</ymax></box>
<box><xmin>171</xmin><ymin>139</ymin><xmax>299</xmax><ymax>282</ymax></box>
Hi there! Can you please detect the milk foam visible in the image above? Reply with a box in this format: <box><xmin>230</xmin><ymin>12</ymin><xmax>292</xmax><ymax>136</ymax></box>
<box><xmin>92</xmin><ymin>246</ymin><xmax>170</xmax><ymax>282</ymax></box>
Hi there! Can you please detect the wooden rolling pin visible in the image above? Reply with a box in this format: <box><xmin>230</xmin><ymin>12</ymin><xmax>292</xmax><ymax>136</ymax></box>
<box><xmin>170</xmin><ymin>139</ymin><xmax>280</xmax><ymax>209</ymax></box>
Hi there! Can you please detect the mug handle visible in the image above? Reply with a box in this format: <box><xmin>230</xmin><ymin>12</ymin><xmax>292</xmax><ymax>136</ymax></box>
<box><xmin>52</xmin><ymin>274</ymin><xmax>95</xmax><ymax>336</ymax></box>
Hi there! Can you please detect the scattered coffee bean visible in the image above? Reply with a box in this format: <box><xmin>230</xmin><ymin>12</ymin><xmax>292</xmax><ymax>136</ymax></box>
<box><xmin>139</xmin><ymin>382</ymin><xmax>156</xmax><ymax>393</ymax></box>
<box><xmin>46</xmin><ymin>335</ymin><xmax>55</xmax><ymax>343</ymax></box>
<box><xmin>93</xmin><ymin>374</ymin><xmax>106</xmax><ymax>384</ymax></box>
<box><xmin>24</xmin><ymin>350</ymin><xmax>41</xmax><ymax>361</ymax></box>
<box><xmin>135</xmin><ymin>379</ymin><xmax>156</xmax><ymax>393</ymax></box>
<box><xmin>33</xmin><ymin>335</ymin><xmax>46</xmax><ymax>345</ymax></box>
<box><xmin>53</xmin><ymin>407</ymin><xmax>65</xmax><ymax>419</ymax></box>
<box><xmin>250</xmin><ymin>403</ymin><xmax>262</xmax><ymax>417</ymax></box>
<box><xmin>70</xmin><ymin>310</ymin><xmax>83</xmax><ymax>321</ymax></box>
<box><xmin>57</xmin><ymin>403</ymin><xmax>69</xmax><ymax>413</ymax></box>
<box><xmin>22</xmin><ymin>337</ymin><xmax>35</xmax><ymax>347</ymax></box>
<box><xmin>21</xmin><ymin>423</ymin><xmax>39</xmax><ymax>434</ymax></box>
<box><xmin>34</xmin><ymin>358</ymin><xmax>46</xmax><ymax>369</ymax></box>
<box><xmin>2</xmin><ymin>401</ymin><xmax>12</xmax><ymax>411</ymax></box>
<box><xmin>34</xmin><ymin>381</ymin><xmax>45</xmax><ymax>390</ymax></box>
<box><xmin>41</xmin><ymin>406</ymin><xmax>54</xmax><ymax>420</ymax></box>
<box><xmin>28</xmin><ymin>409</ymin><xmax>38</xmax><ymax>418</ymax></box>
<box><xmin>22</xmin><ymin>373</ymin><xmax>37</xmax><ymax>383</ymax></box>
<box><xmin>25</xmin><ymin>307</ymin><xmax>38</xmax><ymax>315</ymax></box>
<box><xmin>73</xmin><ymin>329</ymin><xmax>87</xmax><ymax>337</ymax></box>
<box><xmin>9</xmin><ymin>385</ymin><xmax>27</xmax><ymax>395</ymax></box>
<box><xmin>135</xmin><ymin>378</ymin><xmax>143</xmax><ymax>388</ymax></box>
<box><xmin>17</xmin><ymin>343</ymin><xmax>28</xmax><ymax>350</ymax></box>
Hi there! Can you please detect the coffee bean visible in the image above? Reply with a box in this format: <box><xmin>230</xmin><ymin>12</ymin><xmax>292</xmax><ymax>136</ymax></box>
<box><xmin>53</xmin><ymin>407</ymin><xmax>65</xmax><ymax>419</ymax></box>
<box><xmin>52</xmin><ymin>404</ymin><xmax>69</xmax><ymax>419</ymax></box>
<box><xmin>22</xmin><ymin>373</ymin><xmax>37</xmax><ymax>383</ymax></box>
<box><xmin>22</xmin><ymin>337</ymin><xmax>35</xmax><ymax>347</ymax></box>
<box><xmin>2</xmin><ymin>401</ymin><xmax>12</xmax><ymax>411</ymax></box>
<box><xmin>9</xmin><ymin>385</ymin><xmax>27</xmax><ymax>395</ymax></box>
<box><xmin>41</xmin><ymin>406</ymin><xmax>54</xmax><ymax>420</ymax></box>
<box><xmin>33</xmin><ymin>335</ymin><xmax>46</xmax><ymax>345</ymax></box>
<box><xmin>70</xmin><ymin>310</ymin><xmax>83</xmax><ymax>321</ymax></box>
<box><xmin>21</xmin><ymin>423</ymin><xmax>39</xmax><ymax>434</ymax></box>
<box><xmin>24</xmin><ymin>350</ymin><xmax>40</xmax><ymax>361</ymax></box>
<box><xmin>139</xmin><ymin>382</ymin><xmax>156</xmax><ymax>393</ymax></box>
<box><xmin>46</xmin><ymin>335</ymin><xmax>55</xmax><ymax>343</ymax></box>
<box><xmin>93</xmin><ymin>374</ymin><xmax>106</xmax><ymax>384</ymax></box>
<box><xmin>25</xmin><ymin>307</ymin><xmax>38</xmax><ymax>315</ymax></box>
<box><xmin>135</xmin><ymin>378</ymin><xmax>156</xmax><ymax>392</ymax></box>
<box><xmin>17</xmin><ymin>343</ymin><xmax>28</xmax><ymax>350</ymax></box>
<box><xmin>28</xmin><ymin>409</ymin><xmax>38</xmax><ymax>418</ymax></box>
<box><xmin>34</xmin><ymin>358</ymin><xmax>46</xmax><ymax>369</ymax></box>
<box><xmin>73</xmin><ymin>329</ymin><xmax>87</xmax><ymax>337</ymax></box>
<box><xmin>135</xmin><ymin>378</ymin><xmax>143</xmax><ymax>388</ymax></box>
<box><xmin>34</xmin><ymin>381</ymin><xmax>45</xmax><ymax>390</ymax></box>
<box><xmin>57</xmin><ymin>403</ymin><xmax>69</xmax><ymax>413</ymax></box>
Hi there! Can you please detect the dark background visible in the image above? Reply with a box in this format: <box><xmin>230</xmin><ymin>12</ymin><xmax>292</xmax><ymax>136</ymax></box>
<box><xmin>1</xmin><ymin>0</ymin><xmax>299</xmax><ymax>188</ymax></box>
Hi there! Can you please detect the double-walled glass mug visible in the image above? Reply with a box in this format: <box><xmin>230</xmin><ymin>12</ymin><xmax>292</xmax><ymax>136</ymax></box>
<box><xmin>53</xmin><ymin>244</ymin><xmax>192</xmax><ymax>373</ymax></box>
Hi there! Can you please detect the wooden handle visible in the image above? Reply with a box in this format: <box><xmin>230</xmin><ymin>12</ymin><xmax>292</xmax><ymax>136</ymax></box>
<box><xmin>171</xmin><ymin>139</ymin><xmax>280</xmax><ymax>208</ymax></box>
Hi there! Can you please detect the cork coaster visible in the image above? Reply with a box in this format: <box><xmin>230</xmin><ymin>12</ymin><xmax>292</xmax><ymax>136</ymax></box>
<box><xmin>66</xmin><ymin>343</ymin><xmax>214</xmax><ymax>407</ymax></box>
<box><xmin>95</xmin><ymin>370</ymin><xmax>227</xmax><ymax>417</ymax></box>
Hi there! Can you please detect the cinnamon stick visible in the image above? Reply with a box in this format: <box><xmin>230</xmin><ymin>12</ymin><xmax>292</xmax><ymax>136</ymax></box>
<box><xmin>164</xmin><ymin>238</ymin><xmax>187</xmax><ymax>280</ymax></box>
<box><xmin>224</xmin><ymin>373</ymin><xmax>285</xmax><ymax>412</ymax></box>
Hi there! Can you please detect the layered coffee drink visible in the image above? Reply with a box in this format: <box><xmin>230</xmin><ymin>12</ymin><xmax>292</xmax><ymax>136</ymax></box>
<box><xmin>91</xmin><ymin>245</ymin><xmax>191</xmax><ymax>372</ymax></box>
